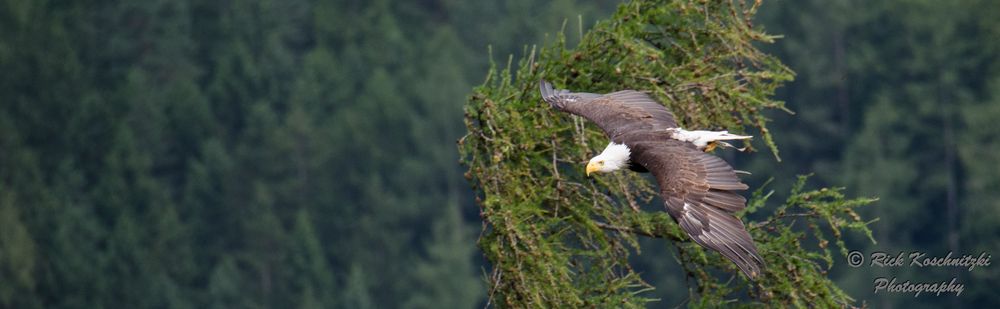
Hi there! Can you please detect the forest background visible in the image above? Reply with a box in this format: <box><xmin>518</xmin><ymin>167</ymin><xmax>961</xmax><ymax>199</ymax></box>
<box><xmin>1</xmin><ymin>0</ymin><xmax>998</xmax><ymax>308</ymax></box>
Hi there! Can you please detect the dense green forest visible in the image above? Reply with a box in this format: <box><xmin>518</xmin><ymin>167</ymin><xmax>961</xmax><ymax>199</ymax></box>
<box><xmin>751</xmin><ymin>1</ymin><xmax>1000</xmax><ymax>307</ymax></box>
<box><xmin>0</xmin><ymin>0</ymin><xmax>997</xmax><ymax>308</ymax></box>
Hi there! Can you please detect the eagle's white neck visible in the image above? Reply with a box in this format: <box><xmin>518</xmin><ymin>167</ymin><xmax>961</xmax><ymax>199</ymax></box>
<box><xmin>589</xmin><ymin>142</ymin><xmax>631</xmax><ymax>173</ymax></box>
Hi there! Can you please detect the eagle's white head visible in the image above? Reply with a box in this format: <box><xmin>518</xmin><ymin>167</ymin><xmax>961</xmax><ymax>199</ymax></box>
<box><xmin>586</xmin><ymin>142</ymin><xmax>631</xmax><ymax>176</ymax></box>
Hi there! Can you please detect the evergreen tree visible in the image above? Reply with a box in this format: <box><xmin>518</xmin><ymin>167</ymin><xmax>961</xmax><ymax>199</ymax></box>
<box><xmin>461</xmin><ymin>0</ymin><xmax>875</xmax><ymax>307</ymax></box>
<box><xmin>0</xmin><ymin>190</ymin><xmax>39</xmax><ymax>308</ymax></box>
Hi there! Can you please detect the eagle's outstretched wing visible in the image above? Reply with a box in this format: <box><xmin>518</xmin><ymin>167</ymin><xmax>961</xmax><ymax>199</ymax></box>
<box><xmin>539</xmin><ymin>80</ymin><xmax>677</xmax><ymax>139</ymax></box>
<box><xmin>540</xmin><ymin>79</ymin><xmax>763</xmax><ymax>279</ymax></box>
<box><xmin>627</xmin><ymin>138</ymin><xmax>764</xmax><ymax>279</ymax></box>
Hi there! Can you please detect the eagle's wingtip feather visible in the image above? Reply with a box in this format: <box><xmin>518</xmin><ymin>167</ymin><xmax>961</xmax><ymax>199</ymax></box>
<box><xmin>539</xmin><ymin>79</ymin><xmax>555</xmax><ymax>102</ymax></box>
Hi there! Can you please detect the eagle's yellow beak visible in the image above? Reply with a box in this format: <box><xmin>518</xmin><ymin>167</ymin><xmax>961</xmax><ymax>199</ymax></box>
<box><xmin>586</xmin><ymin>161</ymin><xmax>599</xmax><ymax>177</ymax></box>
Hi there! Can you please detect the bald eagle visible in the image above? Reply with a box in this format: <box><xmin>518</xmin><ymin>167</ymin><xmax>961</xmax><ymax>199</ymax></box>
<box><xmin>539</xmin><ymin>80</ymin><xmax>764</xmax><ymax>279</ymax></box>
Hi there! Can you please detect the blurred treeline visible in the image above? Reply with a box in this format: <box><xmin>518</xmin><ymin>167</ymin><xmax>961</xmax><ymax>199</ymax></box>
<box><xmin>0</xmin><ymin>0</ymin><xmax>998</xmax><ymax>308</ymax></box>
<box><xmin>0</xmin><ymin>0</ymin><xmax>616</xmax><ymax>308</ymax></box>
<box><xmin>749</xmin><ymin>1</ymin><xmax>1000</xmax><ymax>307</ymax></box>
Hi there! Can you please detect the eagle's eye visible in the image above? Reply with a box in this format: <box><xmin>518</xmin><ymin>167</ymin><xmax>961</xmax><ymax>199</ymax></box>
<box><xmin>598</xmin><ymin>160</ymin><xmax>605</xmax><ymax>165</ymax></box>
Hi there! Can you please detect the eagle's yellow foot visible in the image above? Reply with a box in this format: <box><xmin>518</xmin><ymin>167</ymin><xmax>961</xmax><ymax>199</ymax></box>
<box><xmin>704</xmin><ymin>142</ymin><xmax>718</xmax><ymax>153</ymax></box>
<box><xmin>704</xmin><ymin>141</ymin><xmax>749</xmax><ymax>152</ymax></box>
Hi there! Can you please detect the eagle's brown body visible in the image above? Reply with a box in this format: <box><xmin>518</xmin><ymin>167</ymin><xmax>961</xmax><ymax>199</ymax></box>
<box><xmin>540</xmin><ymin>80</ymin><xmax>764</xmax><ymax>279</ymax></box>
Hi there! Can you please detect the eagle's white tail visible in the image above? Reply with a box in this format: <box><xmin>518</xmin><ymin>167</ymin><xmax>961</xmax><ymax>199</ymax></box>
<box><xmin>669</xmin><ymin>129</ymin><xmax>751</xmax><ymax>150</ymax></box>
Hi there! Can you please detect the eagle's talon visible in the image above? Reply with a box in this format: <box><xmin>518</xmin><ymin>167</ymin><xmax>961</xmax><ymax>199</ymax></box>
<box><xmin>704</xmin><ymin>142</ymin><xmax>718</xmax><ymax>153</ymax></box>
